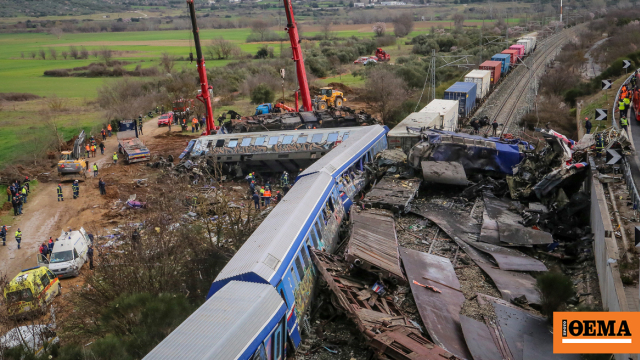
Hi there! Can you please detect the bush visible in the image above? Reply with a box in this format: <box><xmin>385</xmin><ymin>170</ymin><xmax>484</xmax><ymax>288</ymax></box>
<box><xmin>536</xmin><ymin>271</ymin><xmax>575</xmax><ymax>322</ymax></box>
<box><xmin>306</xmin><ymin>56</ymin><xmax>331</xmax><ymax>78</ymax></box>
<box><xmin>250</xmin><ymin>84</ymin><xmax>275</xmax><ymax>104</ymax></box>
<box><xmin>376</xmin><ymin>35</ymin><xmax>396</xmax><ymax>47</ymax></box>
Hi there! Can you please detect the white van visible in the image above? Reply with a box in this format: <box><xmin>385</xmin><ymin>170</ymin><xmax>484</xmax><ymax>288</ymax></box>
<box><xmin>37</xmin><ymin>228</ymin><xmax>91</xmax><ymax>278</ymax></box>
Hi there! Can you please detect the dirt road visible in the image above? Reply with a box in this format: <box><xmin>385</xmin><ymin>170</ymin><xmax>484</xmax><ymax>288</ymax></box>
<box><xmin>0</xmin><ymin>116</ymin><xmax>184</xmax><ymax>279</ymax></box>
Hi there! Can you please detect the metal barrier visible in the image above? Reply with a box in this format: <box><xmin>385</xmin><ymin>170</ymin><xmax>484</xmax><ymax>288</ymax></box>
<box><xmin>622</xmin><ymin>157</ymin><xmax>640</xmax><ymax>210</ymax></box>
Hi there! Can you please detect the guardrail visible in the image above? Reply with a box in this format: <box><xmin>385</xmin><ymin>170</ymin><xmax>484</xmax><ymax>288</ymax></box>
<box><xmin>622</xmin><ymin>157</ymin><xmax>640</xmax><ymax>210</ymax></box>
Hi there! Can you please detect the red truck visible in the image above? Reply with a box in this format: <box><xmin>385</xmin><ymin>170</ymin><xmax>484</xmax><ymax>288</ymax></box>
<box><xmin>375</xmin><ymin>48</ymin><xmax>390</xmax><ymax>62</ymax></box>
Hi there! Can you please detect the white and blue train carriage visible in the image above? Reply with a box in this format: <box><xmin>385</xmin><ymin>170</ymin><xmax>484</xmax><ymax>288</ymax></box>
<box><xmin>144</xmin><ymin>281</ymin><xmax>287</xmax><ymax>360</ymax></box>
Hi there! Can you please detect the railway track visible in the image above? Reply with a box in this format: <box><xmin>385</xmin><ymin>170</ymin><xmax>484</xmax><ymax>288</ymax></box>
<box><xmin>479</xmin><ymin>26</ymin><xmax>581</xmax><ymax>135</ymax></box>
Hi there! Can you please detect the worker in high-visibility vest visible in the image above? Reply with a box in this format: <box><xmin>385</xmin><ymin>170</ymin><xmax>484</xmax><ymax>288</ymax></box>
<box><xmin>107</xmin><ymin>124</ymin><xmax>112</xmax><ymax>137</ymax></box>
<box><xmin>113</xmin><ymin>152</ymin><xmax>118</xmax><ymax>164</ymax></box>
<box><xmin>14</xmin><ymin>229</ymin><xmax>22</xmax><ymax>249</ymax></box>
<box><xmin>57</xmin><ymin>184</ymin><xmax>64</xmax><ymax>202</ymax></box>
<box><xmin>623</xmin><ymin>95</ymin><xmax>631</xmax><ymax>118</ymax></box>
<box><xmin>621</xmin><ymin>114</ymin><xmax>629</xmax><ymax>135</ymax></box>
<box><xmin>93</xmin><ymin>163</ymin><xmax>99</xmax><ymax>177</ymax></box>
<box><xmin>619</xmin><ymin>99</ymin><xmax>626</xmax><ymax>118</ymax></box>
<box><xmin>72</xmin><ymin>180</ymin><xmax>80</xmax><ymax>199</ymax></box>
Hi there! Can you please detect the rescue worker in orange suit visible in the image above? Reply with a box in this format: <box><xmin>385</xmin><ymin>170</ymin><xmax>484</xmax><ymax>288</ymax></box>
<box><xmin>107</xmin><ymin>124</ymin><xmax>112</xmax><ymax>137</ymax></box>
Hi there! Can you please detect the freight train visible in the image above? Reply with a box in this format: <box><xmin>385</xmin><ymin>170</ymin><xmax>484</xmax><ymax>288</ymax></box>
<box><xmin>143</xmin><ymin>125</ymin><xmax>389</xmax><ymax>360</ymax></box>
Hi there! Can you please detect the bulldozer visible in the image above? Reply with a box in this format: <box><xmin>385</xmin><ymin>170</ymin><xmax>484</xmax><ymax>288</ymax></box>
<box><xmin>313</xmin><ymin>87</ymin><xmax>346</xmax><ymax>111</ymax></box>
<box><xmin>57</xmin><ymin>130</ymin><xmax>87</xmax><ymax>182</ymax></box>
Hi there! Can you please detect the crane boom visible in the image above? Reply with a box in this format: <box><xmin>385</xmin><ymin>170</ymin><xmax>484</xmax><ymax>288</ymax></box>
<box><xmin>282</xmin><ymin>0</ymin><xmax>312</xmax><ymax>112</ymax></box>
<box><xmin>187</xmin><ymin>0</ymin><xmax>216</xmax><ymax>135</ymax></box>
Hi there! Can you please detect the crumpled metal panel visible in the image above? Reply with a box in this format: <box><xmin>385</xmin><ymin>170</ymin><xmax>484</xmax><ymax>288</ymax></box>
<box><xmin>483</xmin><ymin>194</ymin><xmax>554</xmax><ymax>246</ymax></box>
<box><xmin>369</xmin><ymin>327</ymin><xmax>459</xmax><ymax>360</ymax></box>
<box><xmin>364</xmin><ymin>177</ymin><xmax>422</xmax><ymax>213</ymax></box>
<box><xmin>498</xmin><ymin>223</ymin><xmax>554</xmax><ymax>246</ymax></box>
<box><xmin>459</xmin><ymin>315</ymin><xmax>504</xmax><ymax>360</ymax></box>
<box><xmin>346</xmin><ymin>210</ymin><xmax>406</xmax><ymax>283</ymax></box>
<box><xmin>421</xmin><ymin>161</ymin><xmax>468</xmax><ymax>186</ymax></box>
<box><xmin>399</xmin><ymin>247</ymin><xmax>472</xmax><ymax>360</ymax></box>
<box><xmin>465</xmin><ymin>240</ymin><xmax>548</xmax><ymax>272</ymax></box>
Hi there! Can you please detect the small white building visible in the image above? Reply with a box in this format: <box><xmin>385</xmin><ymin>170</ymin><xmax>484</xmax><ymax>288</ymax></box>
<box><xmin>353</xmin><ymin>2</ymin><xmax>366</xmax><ymax>7</ymax></box>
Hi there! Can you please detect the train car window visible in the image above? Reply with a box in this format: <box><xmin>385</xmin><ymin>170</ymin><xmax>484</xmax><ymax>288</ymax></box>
<box><xmin>318</xmin><ymin>212</ymin><xmax>326</xmax><ymax>228</ymax></box>
<box><xmin>309</xmin><ymin>229</ymin><xmax>319</xmax><ymax>248</ymax></box>
<box><xmin>268</xmin><ymin>136</ymin><xmax>279</xmax><ymax>145</ymax></box>
<box><xmin>215</xmin><ymin>139</ymin><xmax>225</xmax><ymax>148</ymax></box>
<box><xmin>296</xmin><ymin>136</ymin><xmax>307</xmax><ymax>144</ymax></box>
<box><xmin>255</xmin><ymin>137</ymin><xmax>266</xmax><ymax>146</ymax></box>
<box><xmin>290</xmin><ymin>267</ymin><xmax>300</xmax><ymax>286</ymax></box>
<box><xmin>279</xmin><ymin>289</ymin><xmax>288</xmax><ymax>307</ymax></box>
<box><xmin>283</xmin><ymin>135</ymin><xmax>294</xmax><ymax>144</ymax></box>
<box><xmin>300</xmin><ymin>246</ymin><xmax>310</xmax><ymax>267</ymax></box>
<box><xmin>250</xmin><ymin>343</ymin><xmax>267</xmax><ymax>360</ymax></box>
<box><xmin>294</xmin><ymin>256</ymin><xmax>305</xmax><ymax>281</ymax></box>
<box><xmin>343</xmin><ymin>132</ymin><xmax>350</xmax><ymax>140</ymax></box>
<box><xmin>275</xmin><ymin>324</ymin><xmax>283</xmax><ymax>358</ymax></box>
<box><xmin>228</xmin><ymin>139</ymin><xmax>238</xmax><ymax>148</ymax></box>
<box><xmin>241</xmin><ymin>138</ymin><xmax>252</xmax><ymax>147</ymax></box>
<box><xmin>327</xmin><ymin>196</ymin><xmax>335</xmax><ymax>213</ymax></box>
<box><xmin>327</xmin><ymin>132</ymin><xmax>339</xmax><ymax>143</ymax></box>
<box><xmin>313</xmin><ymin>221</ymin><xmax>323</xmax><ymax>242</ymax></box>
<box><xmin>265</xmin><ymin>334</ymin><xmax>273</xmax><ymax>360</ymax></box>
<box><xmin>311</xmin><ymin>134</ymin><xmax>323</xmax><ymax>143</ymax></box>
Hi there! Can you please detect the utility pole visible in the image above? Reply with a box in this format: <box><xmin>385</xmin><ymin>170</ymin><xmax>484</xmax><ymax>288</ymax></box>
<box><xmin>560</xmin><ymin>0</ymin><xmax>563</xmax><ymax>24</ymax></box>
<box><xmin>431</xmin><ymin>49</ymin><xmax>436</xmax><ymax>102</ymax></box>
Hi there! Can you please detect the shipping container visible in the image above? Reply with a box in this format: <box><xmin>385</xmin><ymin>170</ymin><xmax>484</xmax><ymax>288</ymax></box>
<box><xmin>388</xmin><ymin>112</ymin><xmax>441</xmax><ymax>153</ymax></box>
<box><xmin>491</xmin><ymin>54</ymin><xmax>511</xmax><ymax>74</ymax></box>
<box><xmin>419</xmin><ymin>99</ymin><xmax>459</xmax><ymax>131</ymax></box>
<box><xmin>520</xmin><ymin>32</ymin><xmax>537</xmax><ymax>50</ymax></box>
<box><xmin>517</xmin><ymin>39</ymin><xmax>532</xmax><ymax>54</ymax></box>
<box><xmin>501</xmin><ymin>49</ymin><xmax>519</xmax><ymax>65</ymax></box>
<box><xmin>509</xmin><ymin>45</ymin><xmax>525</xmax><ymax>59</ymax></box>
<box><xmin>444</xmin><ymin>82</ymin><xmax>477</xmax><ymax>117</ymax></box>
<box><xmin>479</xmin><ymin>60</ymin><xmax>502</xmax><ymax>84</ymax></box>
<box><xmin>464</xmin><ymin>70</ymin><xmax>491</xmax><ymax>100</ymax></box>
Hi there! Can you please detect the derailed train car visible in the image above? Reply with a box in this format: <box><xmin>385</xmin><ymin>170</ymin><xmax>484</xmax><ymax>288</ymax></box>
<box><xmin>144</xmin><ymin>125</ymin><xmax>389</xmax><ymax>360</ymax></box>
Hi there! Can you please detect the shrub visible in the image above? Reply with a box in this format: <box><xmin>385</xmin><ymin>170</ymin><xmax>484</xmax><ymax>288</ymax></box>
<box><xmin>536</xmin><ymin>271</ymin><xmax>575</xmax><ymax>322</ymax></box>
<box><xmin>250</xmin><ymin>84</ymin><xmax>275</xmax><ymax>104</ymax></box>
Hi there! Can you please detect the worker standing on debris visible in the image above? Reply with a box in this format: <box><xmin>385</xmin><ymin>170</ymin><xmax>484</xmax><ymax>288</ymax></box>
<box><xmin>57</xmin><ymin>184</ymin><xmax>63</xmax><ymax>202</ymax></box>
<box><xmin>72</xmin><ymin>180</ymin><xmax>80</xmax><ymax>199</ymax></box>
<box><xmin>585</xmin><ymin>117</ymin><xmax>592</xmax><ymax>135</ymax></box>
<box><xmin>252</xmin><ymin>191</ymin><xmax>260</xmax><ymax>210</ymax></box>
<box><xmin>99</xmin><ymin>142</ymin><xmax>105</xmax><ymax>155</ymax></box>
<box><xmin>492</xmin><ymin>120</ymin><xmax>499</xmax><ymax>136</ymax></box>
<box><xmin>87</xmin><ymin>245</ymin><xmax>94</xmax><ymax>270</ymax></box>
<box><xmin>14</xmin><ymin>229</ymin><xmax>21</xmax><ymax>249</ymax></box>
<box><xmin>107</xmin><ymin>124</ymin><xmax>112</xmax><ymax>137</ymax></box>
<box><xmin>113</xmin><ymin>152</ymin><xmax>118</xmax><ymax>164</ymax></box>
<box><xmin>0</xmin><ymin>225</ymin><xmax>6</xmax><ymax>246</ymax></box>
<box><xmin>99</xmin><ymin>178</ymin><xmax>106</xmax><ymax>196</ymax></box>
<box><xmin>93</xmin><ymin>163</ymin><xmax>99</xmax><ymax>177</ymax></box>
<box><xmin>281</xmin><ymin>171</ymin><xmax>289</xmax><ymax>187</ymax></box>
<box><xmin>621</xmin><ymin>114</ymin><xmax>629</xmax><ymax>134</ymax></box>
<box><xmin>595</xmin><ymin>134</ymin><xmax>604</xmax><ymax>158</ymax></box>
<box><xmin>264</xmin><ymin>188</ymin><xmax>271</xmax><ymax>207</ymax></box>
<box><xmin>259</xmin><ymin>187</ymin><xmax>266</xmax><ymax>207</ymax></box>
<box><xmin>276</xmin><ymin>191</ymin><xmax>282</xmax><ymax>203</ymax></box>
<box><xmin>249</xmin><ymin>181</ymin><xmax>255</xmax><ymax>195</ymax></box>
<box><xmin>470</xmin><ymin>119</ymin><xmax>480</xmax><ymax>135</ymax></box>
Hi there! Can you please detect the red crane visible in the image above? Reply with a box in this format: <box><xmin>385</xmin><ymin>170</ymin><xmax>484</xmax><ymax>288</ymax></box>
<box><xmin>187</xmin><ymin>0</ymin><xmax>216</xmax><ymax>135</ymax></box>
<box><xmin>283</xmin><ymin>0</ymin><xmax>313</xmax><ymax>112</ymax></box>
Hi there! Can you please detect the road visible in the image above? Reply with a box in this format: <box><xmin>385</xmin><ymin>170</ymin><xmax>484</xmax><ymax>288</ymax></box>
<box><xmin>0</xmin><ymin>116</ymin><xmax>181</xmax><ymax>279</ymax></box>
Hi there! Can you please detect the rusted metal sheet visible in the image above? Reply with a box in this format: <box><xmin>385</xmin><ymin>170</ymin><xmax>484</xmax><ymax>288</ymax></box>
<box><xmin>498</xmin><ymin>223</ymin><xmax>554</xmax><ymax>246</ymax></box>
<box><xmin>459</xmin><ymin>315</ymin><xmax>504</xmax><ymax>360</ymax></box>
<box><xmin>310</xmin><ymin>249</ymin><xmax>459</xmax><ymax>360</ymax></box>
<box><xmin>346</xmin><ymin>210</ymin><xmax>406</xmax><ymax>284</ymax></box>
<box><xmin>421</xmin><ymin>161</ymin><xmax>468</xmax><ymax>186</ymax></box>
<box><xmin>368</xmin><ymin>327</ymin><xmax>458</xmax><ymax>360</ymax></box>
<box><xmin>399</xmin><ymin>247</ymin><xmax>472</xmax><ymax>360</ymax></box>
<box><xmin>364</xmin><ymin>177</ymin><xmax>421</xmax><ymax>213</ymax></box>
<box><xmin>493</xmin><ymin>303</ymin><xmax>579</xmax><ymax>360</ymax></box>
<box><xmin>465</xmin><ymin>240</ymin><xmax>548</xmax><ymax>272</ymax></box>
<box><xmin>479</xmin><ymin>210</ymin><xmax>501</xmax><ymax>245</ymax></box>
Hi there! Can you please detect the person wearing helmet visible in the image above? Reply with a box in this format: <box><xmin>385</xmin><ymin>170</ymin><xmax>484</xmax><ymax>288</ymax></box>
<box><xmin>57</xmin><ymin>184</ymin><xmax>63</xmax><ymax>202</ymax></box>
<box><xmin>14</xmin><ymin>229</ymin><xmax>22</xmax><ymax>249</ymax></box>
<box><xmin>72</xmin><ymin>180</ymin><xmax>80</xmax><ymax>199</ymax></box>
<box><xmin>0</xmin><ymin>225</ymin><xmax>7</xmax><ymax>246</ymax></box>
<box><xmin>113</xmin><ymin>152</ymin><xmax>118</xmax><ymax>164</ymax></box>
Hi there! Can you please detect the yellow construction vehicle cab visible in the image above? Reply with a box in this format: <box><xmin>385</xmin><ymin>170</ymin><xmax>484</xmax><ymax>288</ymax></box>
<box><xmin>57</xmin><ymin>130</ymin><xmax>87</xmax><ymax>181</ymax></box>
<box><xmin>4</xmin><ymin>266</ymin><xmax>61</xmax><ymax>320</ymax></box>
<box><xmin>314</xmin><ymin>87</ymin><xmax>346</xmax><ymax>110</ymax></box>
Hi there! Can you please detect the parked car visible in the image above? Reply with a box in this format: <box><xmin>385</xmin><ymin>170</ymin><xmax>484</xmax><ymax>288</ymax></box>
<box><xmin>37</xmin><ymin>228</ymin><xmax>91</xmax><ymax>278</ymax></box>
<box><xmin>0</xmin><ymin>325</ymin><xmax>59</xmax><ymax>356</ymax></box>
<box><xmin>157</xmin><ymin>112</ymin><xmax>174</xmax><ymax>126</ymax></box>
<box><xmin>4</xmin><ymin>267</ymin><xmax>61</xmax><ymax>320</ymax></box>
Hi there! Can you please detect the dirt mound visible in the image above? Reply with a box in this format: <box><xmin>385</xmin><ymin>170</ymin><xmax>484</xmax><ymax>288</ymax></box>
<box><xmin>326</xmin><ymin>82</ymin><xmax>355</xmax><ymax>95</ymax></box>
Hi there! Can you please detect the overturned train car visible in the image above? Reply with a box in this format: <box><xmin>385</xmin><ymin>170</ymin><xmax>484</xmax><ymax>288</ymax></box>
<box><xmin>144</xmin><ymin>125</ymin><xmax>389</xmax><ymax>360</ymax></box>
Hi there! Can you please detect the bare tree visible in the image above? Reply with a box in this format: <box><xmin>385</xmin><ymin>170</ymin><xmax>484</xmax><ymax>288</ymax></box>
<box><xmin>372</xmin><ymin>22</ymin><xmax>387</xmax><ymax>37</ymax></box>
<box><xmin>48</xmin><ymin>48</ymin><xmax>57</xmax><ymax>60</ymax></box>
<box><xmin>392</xmin><ymin>13</ymin><xmax>414</xmax><ymax>37</ymax></box>
<box><xmin>206</xmin><ymin>38</ymin><xmax>238</xmax><ymax>60</ymax></box>
<box><xmin>39</xmin><ymin>49</ymin><xmax>46</xmax><ymax>60</ymax></box>
<box><xmin>48</xmin><ymin>27</ymin><xmax>63</xmax><ymax>39</ymax></box>
<box><xmin>61</xmin><ymin>51</ymin><xmax>68</xmax><ymax>60</ymax></box>
<box><xmin>30</xmin><ymin>51</ymin><xmax>36</xmax><ymax>59</ymax></box>
<box><xmin>250</xmin><ymin>19</ymin><xmax>270</xmax><ymax>42</ymax></box>
<box><xmin>100</xmin><ymin>47</ymin><xmax>113</xmax><ymax>65</ymax></box>
<box><xmin>159</xmin><ymin>52</ymin><xmax>175</xmax><ymax>73</ymax></box>
<box><xmin>80</xmin><ymin>46</ymin><xmax>89</xmax><ymax>59</ymax></box>
<box><xmin>69</xmin><ymin>46</ymin><xmax>79</xmax><ymax>59</ymax></box>
<box><xmin>320</xmin><ymin>19</ymin><xmax>333</xmax><ymax>40</ymax></box>
<box><xmin>452</xmin><ymin>14</ymin><xmax>465</xmax><ymax>30</ymax></box>
<box><xmin>361</xmin><ymin>68</ymin><xmax>407</xmax><ymax>123</ymax></box>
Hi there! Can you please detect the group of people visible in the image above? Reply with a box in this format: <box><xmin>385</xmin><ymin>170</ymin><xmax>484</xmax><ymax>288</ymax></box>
<box><xmin>38</xmin><ymin>237</ymin><xmax>55</xmax><ymax>259</ymax></box>
<box><xmin>7</xmin><ymin>177</ymin><xmax>29</xmax><ymax>216</ymax></box>
<box><xmin>247</xmin><ymin>171</ymin><xmax>292</xmax><ymax>210</ymax></box>
<box><xmin>469</xmin><ymin>118</ymin><xmax>501</xmax><ymax>136</ymax></box>
<box><xmin>0</xmin><ymin>225</ymin><xmax>22</xmax><ymax>249</ymax></box>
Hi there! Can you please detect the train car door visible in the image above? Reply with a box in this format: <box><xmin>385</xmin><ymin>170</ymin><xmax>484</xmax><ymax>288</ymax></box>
<box><xmin>276</xmin><ymin>279</ymin><xmax>302</xmax><ymax>347</ymax></box>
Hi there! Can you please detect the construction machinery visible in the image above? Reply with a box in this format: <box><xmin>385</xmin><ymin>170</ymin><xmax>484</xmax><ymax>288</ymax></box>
<box><xmin>283</xmin><ymin>0</ymin><xmax>312</xmax><ymax>112</ymax></box>
<box><xmin>254</xmin><ymin>102</ymin><xmax>296</xmax><ymax>115</ymax></box>
<box><xmin>172</xmin><ymin>98</ymin><xmax>194</xmax><ymax>124</ymax></box>
<box><xmin>375</xmin><ymin>48</ymin><xmax>391</xmax><ymax>62</ymax></box>
<box><xmin>313</xmin><ymin>87</ymin><xmax>346</xmax><ymax>111</ymax></box>
<box><xmin>187</xmin><ymin>0</ymin><xmax>216</xmax><ymax>135</ymax></box>
<box><xmin>117</xmin><ymin>120</ymin><xmax>150</xmax><ymax>164</ymax></box>
<box><xmin>57</xmin><ymin>131</ymin><xmax>87</xmax><ymax>182</ymax></box>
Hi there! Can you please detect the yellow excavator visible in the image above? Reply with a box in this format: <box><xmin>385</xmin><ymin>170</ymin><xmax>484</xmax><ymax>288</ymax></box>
<box><xmin>313</xmin><ymin>87</ymin><xmax>346</xmax><ymax>111</ymax></box>
<box><xmin>57</xmin><ymin>130</ymin><xmax>87</xmax><ymax>182</ymax></box>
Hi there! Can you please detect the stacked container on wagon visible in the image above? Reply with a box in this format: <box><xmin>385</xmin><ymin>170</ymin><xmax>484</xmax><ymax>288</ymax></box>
<box><xmin>464</xmin><ymin>70</ymin><xmax>492</xmax><ymax>101</ymax></box>
<box><xmin>444</xmin><ymin>82</ymin><xmax>477</xmax><ymax>118</ymax></box>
